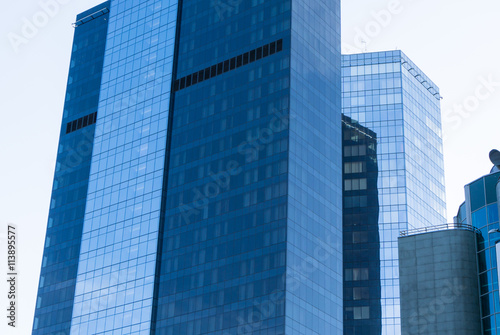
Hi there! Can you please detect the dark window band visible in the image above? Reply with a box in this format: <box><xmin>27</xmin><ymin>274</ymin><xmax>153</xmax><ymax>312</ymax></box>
<box><xmin>174</xmin><ymin>39</ymin><xmax>283</xmax><ymax>92</ymax></box>
<box><xmin>66</xmin><ymin>112</ymin><xmax>97</xmax><ymax>134</ymax></box>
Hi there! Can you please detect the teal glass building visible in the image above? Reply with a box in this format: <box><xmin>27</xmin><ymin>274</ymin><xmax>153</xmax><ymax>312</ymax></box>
<box><xmin>456</xmin><ymin>166</ymin><xmax>500</xmax><ymax>335</ymax></box>
<box><xmin>34</xmin><ymin>0</ymin><xmax>343</xmax><ymax>334</ymax></box>
<box><xmin>342</xmin><ymin>51</ymin><xmax>447</xmax><ymax>334</ymax></box>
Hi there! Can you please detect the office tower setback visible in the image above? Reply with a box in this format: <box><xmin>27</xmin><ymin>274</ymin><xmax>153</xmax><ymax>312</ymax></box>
<box><xmin>34</xmin><ymin>1</ymin><xmax>343</xmax><ymax>334</ymax></box>
<box><xmin>342</xmin><ymin>51</ymin><xmax>447</xmax><ymax>334</ymax></box>
<box><xmin>342</xmin><ymin>115</ymin><xmax>382</xmax><ymax>334</ymax></box>
<box><xmin>33</xmin><ymin>3</ymin><xmax>110</xmax><ymax>334</ymax></box>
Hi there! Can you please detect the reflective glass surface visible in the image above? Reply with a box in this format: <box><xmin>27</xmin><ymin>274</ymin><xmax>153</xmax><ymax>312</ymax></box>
<box><xmin>32</xmin><ymin>3</ymin><xmax>110</xmax><ymax>334</ymax></box>
<box><xmin>155</xmin><ymin>1</ymin><xmax>291</xmax><ymax>333</ymax></box>
<box><xmin>70</xmin><ymin>1</ymin><xmax>179</xmax><ymax>334</ymax></box>
<box><xmin>38</xmin><ymin>0</ymin><xmax>344</xmax><ymax>333</ymax></box>
<box><xmin>342</xmin><ymin>116</ymin><xmax>382</xmax><ymax>334</ymax></box>
<box><xmin>342</xmin><ymin>51</ymin><xmax>447</xmax><ymax>334</ymax></box>
<box><xmin>154</xmin><ymin>0</ymin><xmax>343</xmax><ymax>334</ymax></box>
<box><xmin>286</xmin><ymin>0</ymin><xmax>343</xmax><ymax>333</ymax></box>
<box><xmin>466</xmin><ymin>172</ymin><xmax>500</xmax><ymax>335</ymax></box>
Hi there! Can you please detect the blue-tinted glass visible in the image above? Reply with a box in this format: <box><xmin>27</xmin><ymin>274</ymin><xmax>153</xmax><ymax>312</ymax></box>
<box><xmin>70</xmin><ymin>1</ymin><xmax>179</xmax><ymax>334</ymax></box>
<box><xmin>483</xmin><ymin>293</ymin><xmax>493</xmax><ymax>317</ymax></box>
<box><xmin>32</xmin><ymin>3</ymin><xmax>109</xmax><ymax>334</ymax></box>
<box><xmin>489</xmin><ymin>204</ymin><xmax>499</xmax><ymax>224</ymax></box>
<box><xmin>481</xmin><ymin>272</ymin><xmax>491</xmax><ymax>294</ymax></box>
<box><xmin>457</xmin><ymin>201</ymin><xmax>467</xmax><ymax>223</ymax></box>
<box><xmin>473</xmin><ymin>207</ymin><xmax>488</xmax><ymax>229</ymax></box>
<box><xmin>342</xmin><ymin>116</ymin><xmax>382</xmax><ymax>333</ymax></box>
<box><xmin>342</xmin><ymin>51</ymin><xmax>447</xmax><ymax>333</ymax></box>
<box><xmin>155</xmin><ymin>2</ymin><xmax>291</xmax><ymax>333</ymax></box>
<box><xmin>471</xmin><ymin>179</ymin><xmax>486</xmax><ymax>211</ymax></box>
<box><xmin>153</xmin><ymin>0</ymin><xmax>343</xmax><ymax>334</ymax></box>
<box><xmin>38</xmin><ymin>0</ymin><xmax>348</xmax><ymax>334</ymax></box>
<box><xmin>486</xmin><ymin>173</ymin><xmax>500</xmax><ymax>204</ymax></box>
<box><xmin>286</xmin><ymin>1</ymin><xmax>343</xmax><ymax>333</ymax></box>
<box><xmin>484</xmin><ymin>316</ymin><xmax>493</xmax><ymax>334</ymax></box>
<box><xmin>466</xmin><ymin>173</ymin><xmax>500</xmax><ymax>332</ymax></box>
<box><xmin>493</xmin><ymin>261</ymin><xmax>499</xmax><ymax>290</ymax></box>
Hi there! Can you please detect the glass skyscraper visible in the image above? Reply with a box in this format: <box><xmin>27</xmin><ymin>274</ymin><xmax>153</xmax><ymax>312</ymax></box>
<box><xmin>34</xmin><ymin>1</ymin><xmax>343</xmax><ymax>334</ymax></box>
<box><xmin>341</xmin><ymin>51</ymin><xmax>447</xmax><ymax>334</ymax></box>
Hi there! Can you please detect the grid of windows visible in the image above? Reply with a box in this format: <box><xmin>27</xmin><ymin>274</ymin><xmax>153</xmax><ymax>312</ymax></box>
<box><xmin>286</xmin><ymin>0</ymin><xmax>343</xmax><ymax>333</ymax></box>
<box><xmin>342</xmin><ymin>115</ymin><xmax>382</xmax><ymax>335</ymax></box>
<box><xmin>37</xmin><ymin>0</ymin><xmax>344</xmax><ymax>333</ymax></box>
<box><xmin>344</xmin><ymin>162</ymin><xmax>366</xmax><ymax>174</ymax></box>
<box><xmin>344</xmin><ymin>178</ymin><xmax>367</xmax><ymax>191</ymax></box>
<box><xmin>32</xmin><ymin>3</ymin><xmax>110</xmax><ymax>335</ymax></box>
<box><xmin>155</xmin><ymin>1</ymin><xmax>291</xmax><ymax>334</ymax></box>
<box><xmin>70</xmin><ymin>1</ymin><xmax>179</xmax><ymax>334</ymax></box>
<box><xmin>342</xmin><ymin>51</ymin><xmax>447</xmax><ymax>334</ymax></box>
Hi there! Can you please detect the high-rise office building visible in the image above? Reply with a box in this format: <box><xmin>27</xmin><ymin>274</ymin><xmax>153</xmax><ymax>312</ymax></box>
<box><xmin>341</xmin><ymin>51</ymin><xmax>447</xmax><ymax>334</ymax></box>
<box><xmin>34</xmin><ymin>1</ymin><xmax>343</xmax><ymax>334</ymax></box>
<box><xmin>33</xmin><ymin>3</ymin><xmax>110</xmax><ymax>334</ymax></box>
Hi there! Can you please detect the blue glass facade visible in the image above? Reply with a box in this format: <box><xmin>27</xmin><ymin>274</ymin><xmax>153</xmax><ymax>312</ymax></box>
<box><xmin>286</xmin><ymin>1</ymin><xmax>343</xmax><ymax>333</ymax></box>
<box><xmin>153</xmin><ymin>0</ymin><xmax>343</xmax><ymax>333</ymax></box>
<box><xmin>463</xmin><ymin>172</ymin><xmax>500</xmax><ymax>335</ymax></box>
<box><xmin>30</xmin><ymin>0</ymin><xmax>343</xmax><ymax>334</ymax></box>
<box><xmin>32</xmin><ymin>3</ymin><xmax>110</xmax><ymax>334</ymax></box>
<box><xmin>69</xmin><ymin>0</ymin><xmax>179</xmax><ymax>334</ymax></box>
<box><xmin>155</xmin><ymin>1</ymin><xmax>291</xmax><ymax>333</ymax></box>
<box><xmin>342</xmin><ymin>51</ymin><xmax>447</xmax><ymax>334</ymax></box>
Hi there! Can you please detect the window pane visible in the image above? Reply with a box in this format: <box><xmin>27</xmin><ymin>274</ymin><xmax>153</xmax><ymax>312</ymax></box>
<box><xmin>470</xmin><ymin>179</ymin><xmax>486</xmax><ymax>211</ymax></box>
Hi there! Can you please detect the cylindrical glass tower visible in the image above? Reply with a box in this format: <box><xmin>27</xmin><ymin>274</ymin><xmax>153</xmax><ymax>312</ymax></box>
<box><xmin>464</xmin><ymin>171</ymin><xmax>500</xmax><ymax>334</ymax></box>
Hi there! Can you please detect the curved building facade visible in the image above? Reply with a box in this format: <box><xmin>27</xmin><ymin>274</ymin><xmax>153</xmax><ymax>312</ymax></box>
<box><xmin>399</xmin><ymin>226</ymin><xmax>481</xmax><ymax>335</ymax></box>
<box><xmin>456</xmin><ymin>166</ymin><xmax>500</xmax><ymax>335</ymax></box>
<box><xmin>466</xmin><ymin>171</ymin><xmax>500</xmax><ymax>334</ymax></box>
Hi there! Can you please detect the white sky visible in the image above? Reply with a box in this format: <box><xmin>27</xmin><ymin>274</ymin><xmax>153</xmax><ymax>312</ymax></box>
<box><xmin>1</xmin><ymin>0</ymin><xmax>499</xmax><ymax>334</ymax></box>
